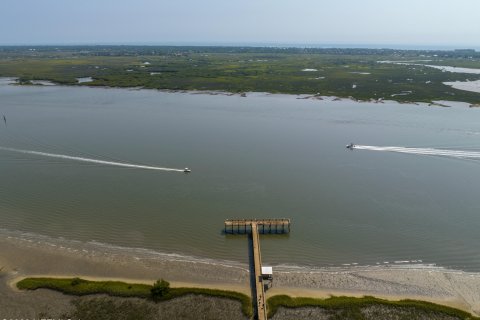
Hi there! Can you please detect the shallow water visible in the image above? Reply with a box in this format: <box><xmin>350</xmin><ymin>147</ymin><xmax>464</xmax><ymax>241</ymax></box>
<box><xmin>444</xmin><ymin>80</ymin><xmax>480</xmax><ymax>94</ymax></box>
<box><xmin>1</xmin><ymin>82</ymin><xmax>480</xmax><ymax>271</ymax></box>
<box><xmin>378</xmin><ymin>61</ymin><xmax>480</xmax><ymax>75</ymax></box>
<box><xmin>76</xmin><ymin>77</ymin><xmax>93</xmax><ymax>83</ymax></box>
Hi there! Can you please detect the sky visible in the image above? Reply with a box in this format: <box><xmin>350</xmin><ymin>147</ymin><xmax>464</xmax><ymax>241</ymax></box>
<box><xmin>1</xmin><ymin>0</ymin><xmax>480</xmax><ymax>48</ymax></box>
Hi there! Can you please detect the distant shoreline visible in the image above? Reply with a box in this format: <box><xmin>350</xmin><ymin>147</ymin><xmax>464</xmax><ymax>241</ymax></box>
<box><xmin>1</xmin><ymin>46</ymin><xmax>480</xmax><ymax>104</ymax></box>
<box><xmin>1</xmin><ymin>77</ymin><xmax>478</xmax><ymax>108</ymax></box>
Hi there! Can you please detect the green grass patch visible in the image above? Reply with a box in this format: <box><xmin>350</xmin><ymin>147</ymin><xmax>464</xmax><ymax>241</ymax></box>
<box><xmin>266</xmin><ymin>295</ymin><xmax>480</xmax><ymax>319</ymax></box>
<box><xmin>17</xmin><ymin>277</ymin><xmax>152</xmax><ymax>298</ymax></box>
<box><xmin>17</xmin><ymin>277</ymin><xmax>252</xmax><ymax>317</ymax></box>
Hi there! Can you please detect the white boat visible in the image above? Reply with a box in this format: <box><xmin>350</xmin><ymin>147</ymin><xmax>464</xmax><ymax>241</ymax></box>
<box><xmin>183</xmin><ymin>168</ymin><xmax>191</xmax><ymax>173</ymax></box>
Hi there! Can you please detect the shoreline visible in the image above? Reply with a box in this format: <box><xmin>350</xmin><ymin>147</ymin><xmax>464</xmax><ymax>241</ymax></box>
<box><xmin>1</xmin><ymin>226</ymin><xmax>475</xmax><ymax>276</ymax></box>
<box><xmin>2</xmin><ymin>231</ymin><xmax>480</xmax><ymax>316</ymax></box>
<box><xmin>1</xmin><ymin>76</ymin><xmax>478</xmax><ymax>108</ymax></box>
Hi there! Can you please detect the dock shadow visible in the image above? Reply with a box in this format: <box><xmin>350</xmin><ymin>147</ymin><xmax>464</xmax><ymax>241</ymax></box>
<box><xmin>247</xmin><ymin>234</ymin><xmax>258</xmax><ymax>319</ymax></box>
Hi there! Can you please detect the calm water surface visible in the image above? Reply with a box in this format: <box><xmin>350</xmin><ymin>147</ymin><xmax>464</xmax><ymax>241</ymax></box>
<box><xmin>1</xmin><ymin>82</ymin><xmax>480</xmax><ymax>271</ymax></box>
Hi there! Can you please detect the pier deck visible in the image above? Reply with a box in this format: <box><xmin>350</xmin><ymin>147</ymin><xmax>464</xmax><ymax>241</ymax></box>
<box><xmin>251</xmin><ymin>222</ymin><xmax>267</xmax><ymax>320</ymax></box>
<box><xmin>224</xmin><ymin>218</ymin><xmax>291</xmax><ymax>234</ymax></box>
<box><xmin>224</xmin><ymin>218</ymin><xmax>291</xmax><ymax>320</ymax></box>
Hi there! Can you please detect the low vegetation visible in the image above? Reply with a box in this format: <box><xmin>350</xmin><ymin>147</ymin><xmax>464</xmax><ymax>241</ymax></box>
<box><xmin>150</xmin><ymin>278</ymin><xmax>171</xmax><ymax>300</ymax></box>
<box><xmin>17</xmin><ymin>277</ymin><xmax>252</xmax><ymax>317</ymax></box>
<box><xmin>69</xmin><ymin>298</ymin><xmax>158</xmax><ymax>320</ymax></box>
<box><xmin>266</xmin><ymin>295</ymin><xmax>480</xmax><ymax>319</ymax></box>
<box><xmin>68</xmin><ymin>295</ymin><xmax>248</xmax><ymax>320</ymax></box>
<box><xmin>17</xmin><ymin>277</ymin><xmax>480</xmax><ymax>319</ymax></box>
<box><xmin>17</xmin><ymin>277</ymin><xmax>152</xmax><ymax>298</ymax></box>
<box><xmin>1</xmin><ymin>46</ymin><xmax>479</xmax><ymax>104</ymax></box>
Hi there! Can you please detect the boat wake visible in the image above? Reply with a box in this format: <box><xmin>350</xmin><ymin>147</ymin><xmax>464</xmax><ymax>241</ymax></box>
<box><xmin>0</xmin><ymin>146</ymin><xmax>186</xmax><ymax>172</ymax></box>
<box><xmin>353</xmin><ymin>145</ymin><xmax>480</xmax><ymax>160</ymax></box>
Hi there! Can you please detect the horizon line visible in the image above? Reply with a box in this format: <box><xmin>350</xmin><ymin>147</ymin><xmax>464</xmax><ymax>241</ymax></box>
<box><xmin>0</xmin><ymin>42</ymin><xmax>478</xmax><ymax>51</ymax></box>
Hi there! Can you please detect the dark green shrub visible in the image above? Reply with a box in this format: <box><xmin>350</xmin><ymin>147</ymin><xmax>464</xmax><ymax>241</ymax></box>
<box><xmin>150</xmin><ymin>279</ymin><xmax>170</xmax><ymax>300</ymax></box>
<box><xmin>71</xmin><ymin>277</ymin><xmax>84</xmax><ymax>286</ymax></box>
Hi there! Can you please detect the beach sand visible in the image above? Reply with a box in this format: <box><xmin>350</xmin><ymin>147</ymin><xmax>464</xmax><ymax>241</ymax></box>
<box><xmin>2</xmin><ymin>233</ymin><xmax>480</xmax><ymax>316</ymax></box>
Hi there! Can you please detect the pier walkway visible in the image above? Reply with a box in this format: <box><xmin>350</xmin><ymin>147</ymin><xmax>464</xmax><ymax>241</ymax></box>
<box><xmin>224</xmin><ymin>218</ymin><xmax>291</xmax><ymax>320</ymax></box>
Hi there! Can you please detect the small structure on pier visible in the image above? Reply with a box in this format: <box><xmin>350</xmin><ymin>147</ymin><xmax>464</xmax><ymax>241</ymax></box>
<box><xmin>261</xmin><ymin>266</ymin><xmax>273</xmax><ymax>280</ymax></box>
<box><xmin>224</xmin><ymin>218</ymin><xmax>291</xmax><ymax>320</ymax></box>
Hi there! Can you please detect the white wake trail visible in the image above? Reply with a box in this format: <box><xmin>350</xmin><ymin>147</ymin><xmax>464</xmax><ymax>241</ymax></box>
<box><xmin>353</xmin><ymin>145</ymin><xmax>480</xmax><ymax>159</ymax></box>
<box><xmin>0</xmin><ymin>146</ymin><xmax>186</xmax><ymax>172</ymax></box>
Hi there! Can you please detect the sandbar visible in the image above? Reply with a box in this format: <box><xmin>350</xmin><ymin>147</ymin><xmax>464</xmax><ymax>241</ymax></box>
<box><xmin>444</xmin><ymin>80</ymin><xmax>480</xmax><ymax>94</ymax></box>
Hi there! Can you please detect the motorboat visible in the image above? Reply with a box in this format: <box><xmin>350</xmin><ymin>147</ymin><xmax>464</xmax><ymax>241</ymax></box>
<box><xmin>183</xmin><ymin>167</ymin><xmax>191</xmax><ymax>173</ymax></box>
<box><xmin>346</xmin><ymin>143</ymin><xmax>355</xmax><ymax>149</ymax></box>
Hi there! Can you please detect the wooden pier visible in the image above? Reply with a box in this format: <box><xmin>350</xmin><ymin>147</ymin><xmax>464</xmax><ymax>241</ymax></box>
<box><xmin>224</xmin><ymin>218</ymin><xmax>291</xmax><ymax>234</ymax></box>
<box><xmin>224</xmin><ymin>218</ymin><xmax>291</xmax><ymax>320</ymax></box>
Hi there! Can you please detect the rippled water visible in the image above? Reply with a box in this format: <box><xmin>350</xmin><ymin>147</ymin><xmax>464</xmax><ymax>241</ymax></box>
<box><xmin>1</xmin><ymin>82</ymin><xmax>480</xmax><ymax>271</ymax></box>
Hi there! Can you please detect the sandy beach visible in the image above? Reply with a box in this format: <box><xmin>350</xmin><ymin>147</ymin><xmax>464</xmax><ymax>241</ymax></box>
<box><xmin>2</xmin><ymin>232</ymin><xmax>480</xmax><ymax>317</ymax></box>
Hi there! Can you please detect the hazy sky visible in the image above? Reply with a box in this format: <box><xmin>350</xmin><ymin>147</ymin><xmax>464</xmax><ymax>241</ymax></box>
<box><xmin>1</xmin><ymin>0</ymin><xmax>480</xmax><ymax>48</ymax></box>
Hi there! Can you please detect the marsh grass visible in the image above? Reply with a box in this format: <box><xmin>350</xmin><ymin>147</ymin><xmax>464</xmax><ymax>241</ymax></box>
<box><xmin>1</xmin><ymin>46</ymin><xmax>479</xmax><ymax>104</ymax></box>
<box><xmin>266</xmin><ymin>295</ymin><xmax>480</xmax><ymax>319</ymax></box>
<box><xmin>18</xmin><ymin>277</ymin><xmax>480</xmax><ymax>319</ymax></box>
<box><xmin>17</xmin><ymin>277</ymin><xmax>252</xmax><ymax>317</ymax></box>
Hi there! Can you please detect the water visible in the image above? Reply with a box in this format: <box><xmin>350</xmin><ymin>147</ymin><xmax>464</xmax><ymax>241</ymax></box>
<box><xmin>76</xmin><ymin>77</ymin><xmax>93</xmax><ymax>83</ymax></box>
<box><xmin>1</xmin><ymin>82</ymin><xmax>480</xmax><ymax>271</ymax></box>
<box><xmin>0</xmin><ymin>146</ymin><xmax>186</xmax><ymax>172</ymax></box>
<box><xmin>353</xmin><ymin>145</ymin><xmax>480</xmax><ymax>159</ymax></box>
<box><xmin>378</xmin><ymin>61</ymin><xmax>480</xmax><ymax>75</ymax></box>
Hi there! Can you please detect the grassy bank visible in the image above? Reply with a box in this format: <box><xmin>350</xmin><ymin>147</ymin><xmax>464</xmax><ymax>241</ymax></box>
<box><xmin>267</xmin><ymin>295</ymin><xmax>480</xmax><ymax>319</ymax></box>
<box><xmin>17</xmin><ymin>277</ymin><xmax>252</xmax><ymax>317</ymax></box>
